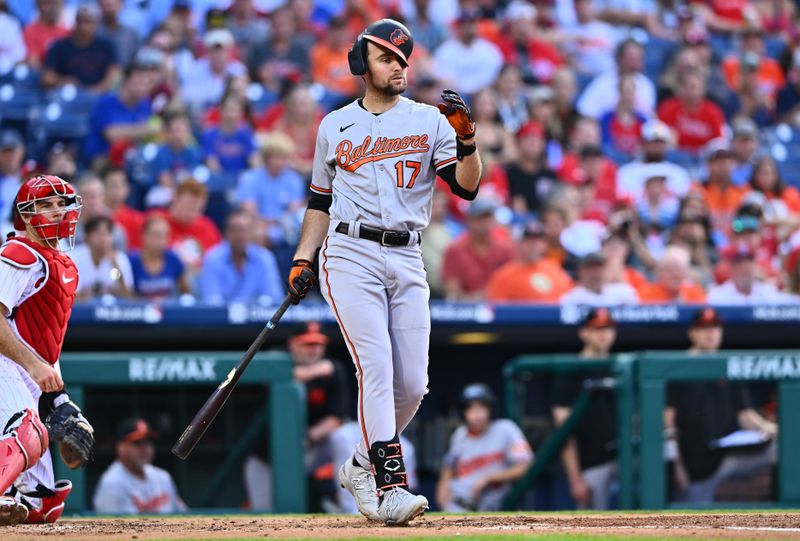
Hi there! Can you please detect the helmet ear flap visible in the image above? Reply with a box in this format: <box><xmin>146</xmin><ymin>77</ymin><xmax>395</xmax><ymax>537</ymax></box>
<box><xmin>348</xmin><ymin>35</ymin><xmax>367</xmax><ymax>76</ymax></box>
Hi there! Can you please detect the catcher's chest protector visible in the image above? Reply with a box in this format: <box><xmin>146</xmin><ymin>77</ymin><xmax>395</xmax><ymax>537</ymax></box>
<box><xmin>9</xmin><ymin>237</ymin><xmax>77</xmax><ymax>365</ymax></box>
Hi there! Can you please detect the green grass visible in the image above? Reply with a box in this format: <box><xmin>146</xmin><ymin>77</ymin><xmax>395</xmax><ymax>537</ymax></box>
<box><xmin>147</xmin><ymin>533</ymin><xmax>759</xmax><ymax>541</ymax></box>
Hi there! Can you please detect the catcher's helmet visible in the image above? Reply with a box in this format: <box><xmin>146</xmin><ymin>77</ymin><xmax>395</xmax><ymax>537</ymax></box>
<box><xmin>12</xmin><ymin>175</ymin><xmax>82</xmax><ymax>251</ymax></box>
<box><xmin>348</xmin><ymin>19</ymin><xmax>414</xmax><ymax>76</ymax></box>
<box><xmin>460</xmin><ymin>383</ymin><xmax>496</xmax><ymax>412</ymax></box>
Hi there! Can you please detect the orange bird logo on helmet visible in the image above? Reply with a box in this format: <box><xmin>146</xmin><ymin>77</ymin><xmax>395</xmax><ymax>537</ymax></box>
<box><xmin>391</xmin><ymin>29</ymin><xmax>409</xmax><ymax>46</ymax></box>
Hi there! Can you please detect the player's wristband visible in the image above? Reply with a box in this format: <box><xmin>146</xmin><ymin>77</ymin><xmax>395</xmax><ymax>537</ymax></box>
<box><xmin>456</xmin><ymin>138</ymin><xmax>477</xmax><ymax>160</ymax></box>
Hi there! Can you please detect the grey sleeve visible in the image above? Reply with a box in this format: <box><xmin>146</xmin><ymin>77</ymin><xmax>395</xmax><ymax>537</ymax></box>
<box><xmin>310</xmin><ymin>124</ymin><xmax>334</xmax><ymax>195</ymax></box>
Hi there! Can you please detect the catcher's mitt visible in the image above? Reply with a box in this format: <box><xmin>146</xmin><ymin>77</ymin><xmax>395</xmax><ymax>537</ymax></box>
<box><xmin>45</xmin><ymin>401</ymin><xmax>95</xmax><ymax>469</ymax></box>
<box><xmin>437</xmin><ymin>89</ymin><xmax>476</xmax><ymax>140</ymax></box>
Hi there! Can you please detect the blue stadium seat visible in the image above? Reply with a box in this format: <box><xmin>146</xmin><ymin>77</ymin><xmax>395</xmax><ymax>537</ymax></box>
<box><xmin>643</xmin><ymin>37</ymin><xmax>677</xmax><ymax>83</ymax></box>
<box><xmin>0</xmin><ymin>81</ymin><xmax>42</xmax><ymax>135</ymax></box>
<box><xmin>30</xmin><ymin>102</ymin><xmax>90</xmax><ymax>160</ymax></box>
<box><xmin>763</xmin><ymin>36</ymin><xmax>787</xmax><ymax>61</ymax></box>
<box><xmin>0</xmin><ymin>64</ymin><xmax>41</xmax><ymax>91</ymax></box>
<box><xmin>46</xmin><ymin>85</ymin><xmax>101</xmax><ymax>116</ymax></box>
<box><xmin>246</xmin><ymin>83</ymin><xmax>279</xmax><ymax>115</ymax></box>
<box><xmin>776</xmin><ymin>159</ymin><xmax>800</xmax><ymax>188</ymax></box>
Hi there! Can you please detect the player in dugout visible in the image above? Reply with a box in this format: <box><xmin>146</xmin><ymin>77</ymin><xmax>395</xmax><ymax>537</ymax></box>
<box><xmin>436</xmin><ymin>383</ymin><xmax>533</xmax><ymax>511</ymax></box>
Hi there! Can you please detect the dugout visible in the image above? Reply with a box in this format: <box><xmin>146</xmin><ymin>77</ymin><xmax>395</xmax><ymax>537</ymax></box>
<box><xmin>58</xmin><ymin>352</ymin><xmax>306</xmax><ymax>514</ymax></box>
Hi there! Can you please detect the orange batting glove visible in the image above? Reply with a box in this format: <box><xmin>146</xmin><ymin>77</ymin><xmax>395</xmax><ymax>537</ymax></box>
<box><xmin>288</xmin><ymin>259</ymin><xmax>317</xmax><ymax>305</ymax></box>
<box><xmin>437</xmin><ymin>89</ymin><xmax>476</xmax><ymax>140</ymax></box>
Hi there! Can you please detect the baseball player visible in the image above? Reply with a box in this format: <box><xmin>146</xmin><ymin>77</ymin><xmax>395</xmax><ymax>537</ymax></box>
<box><xmin>436</xmin><ymin>384</ymin><xmax>533</xmax><ymax>512</ymax></box>
<box><xmin>0</xmin><ymin>175</ymin><xmax>95</xmax><ymax>526</ymax></box>
<box><xmin>287</xmin><ymin>19</ymin><xmax>482</xmax><ymax>525</ymax></box>
<box><xmin>93</xmin><ymin>418</ymin><xmax>187</xmax><ymax>514</ymax></box>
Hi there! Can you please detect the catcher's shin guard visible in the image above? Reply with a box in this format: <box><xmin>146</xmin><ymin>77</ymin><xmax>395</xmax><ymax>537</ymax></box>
<box><xmin>0</xmin><ymin>409</ymin><xmax>49</xmax><ymax>494</ymax></box>
<box><xmin>24</xmin><ymin>480</ymin><xmax>72</xmax><ymax>524</ymax></box>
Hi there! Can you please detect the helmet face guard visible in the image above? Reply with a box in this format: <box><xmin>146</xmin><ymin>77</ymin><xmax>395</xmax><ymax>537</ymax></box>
<box><xmin>14</xmin><ymin>175</ymin><xmax>82</xmax><ymax>251</ymax></box>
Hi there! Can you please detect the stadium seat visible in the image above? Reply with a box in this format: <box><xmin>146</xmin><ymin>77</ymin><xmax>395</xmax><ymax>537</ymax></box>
<box><xmin>246</xmin><ymin>83</ymin><xmax>279</xmax><ymax>115</ymax></box>
<box><xmin>0</xmin><ymin>81</ymin><xmax>42</xmax><ymax>135</ymax></box>
<box><xmin>46</xmin><ymin>85</ymin><xmax>100</xmax><ymax>116</ymax></box>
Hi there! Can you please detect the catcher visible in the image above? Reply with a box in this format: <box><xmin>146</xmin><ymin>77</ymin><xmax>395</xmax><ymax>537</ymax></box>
<box><xmin>0</xmin><ymin>175</ymin><xmax>95</xmax><ymax>526</ymax></box>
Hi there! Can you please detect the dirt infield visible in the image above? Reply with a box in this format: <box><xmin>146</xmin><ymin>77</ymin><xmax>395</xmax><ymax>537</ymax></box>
<box><xmin>4</xmin><ymin>512</ymin><xmax>800</xmax><ymax>540</ymax></box>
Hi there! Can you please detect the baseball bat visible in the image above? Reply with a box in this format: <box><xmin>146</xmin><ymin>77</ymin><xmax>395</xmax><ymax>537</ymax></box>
<box><xmin>172</xmin><ymin>293</ymin><xmax>295</xmax><ymax>460</ymax></box>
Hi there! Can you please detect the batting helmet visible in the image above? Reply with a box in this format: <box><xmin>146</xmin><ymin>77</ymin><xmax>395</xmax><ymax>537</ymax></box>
<box><xmin>12</xmin><ymin>175</ymin><xmax>82</xmax><ymax>251</ymax></box>
<box><xmin>348</xmin><ymin>19</ymin><xmax>414</xmax><ymax>76</ymax></box>
<box><xmin>460</xmin><ymin>383</ymin><xmax>496</xmax><ymax>412</ymax></box>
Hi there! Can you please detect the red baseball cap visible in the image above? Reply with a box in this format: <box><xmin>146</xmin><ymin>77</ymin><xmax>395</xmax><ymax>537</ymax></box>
<box><xmin>517</xmin><ymin>121</ymin><xmax>544</xmax><ymax>139</ymax></box>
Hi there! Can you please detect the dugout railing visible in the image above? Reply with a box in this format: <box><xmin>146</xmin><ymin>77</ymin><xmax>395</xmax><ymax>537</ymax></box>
<box><xmin>58</xmin><ymin>352</ymin><xmax>307</xmax><ymax>514</ymax></box>
<box><xmin>502</xmin><ymin>354</ymin><xmax>636</xmax><ymax>510</ymax></box>
<box><xmin>503</xmin><ymin>351</ymin><xmax>800</xmax><ymax>510</ymax></box>
<box><xmin>636</xmin><ymin>350</ymin><xmax>800</xmax><ymax>509</ymax></box>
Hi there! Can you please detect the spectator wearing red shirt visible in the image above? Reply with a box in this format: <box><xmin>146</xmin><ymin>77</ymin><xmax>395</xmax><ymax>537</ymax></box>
<box><xmin>442</xmin><ymin>199</ymin><xmax>515</xmax><ymax>301</ymax></box>
<box><xmin>255</xmin><ymin>84</ymin><xmax>323</xmax><ymax>178</ymax></box>
<box><xmin>23</xmin><ymin>0</ymin><xmax>70</xmax><ymax>69</ymax></box>
<box><xmin>657</xmin><ymin>71</ymin><xmax>725</xmax><ymax>153</ymax></box>
<box><xmin>105</xmin><ymin>166</ymin><xmax>145</xmax><ymax>250</ymax></box>
<box><xmin>599</xmin><ymin>74</ymin><xmax>646</xmax><ymax>160</ymax></box>
<box><xmin>149</xmin><ymin>180</ymin><xmax>222</xmax><ymax>273</ymax></box>
<box><xmin>494</xmin><ymin>1</ymin><xmax>565</xmax><ymax>84</ymax></box>
<box><xmin>713</xmin><ymin>213</ymin><xmax>780</xmax><ymax>285</ymax></box>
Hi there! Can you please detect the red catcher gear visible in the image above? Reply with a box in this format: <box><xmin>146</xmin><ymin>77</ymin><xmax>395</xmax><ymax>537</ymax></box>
<box><xmin>0</xmin><ymin>409</ymin><xmax>49</xmax><ymax>496</ymax></box>
<box><xmin>24</xmin><ymin>480</ymin><xmax>72</xmax><ymax>524</ymax></box>
<box><xmin>13</xmin><ymin>175</ymin><xmax>82</xmax><ymax>251</ymax></box>
<box><xmin>5</xmin><ymin>237</ymin><xmax>78</xmax><ymax>365</ymax></box>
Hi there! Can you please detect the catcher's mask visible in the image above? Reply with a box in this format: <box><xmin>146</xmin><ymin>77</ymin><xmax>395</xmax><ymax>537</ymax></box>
<box><xmin>348</xmin><ymin>18</ymin><xmax>414</xmax><ymax>76</ymax></box>
<box><xmin>13</xmin><ymin>175</ymin><xmax>82</xmax><ymax>251</ymax></box>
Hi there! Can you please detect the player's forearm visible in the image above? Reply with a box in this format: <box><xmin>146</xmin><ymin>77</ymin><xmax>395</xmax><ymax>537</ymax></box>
<box><xmin>560</xmin><ymin>439</ymin><xmax>584</xmax><ymax>483</ymax></box>
<box><xmin>0</xmin><ymin>316</ymin><xmax>46</xmax><ymax>372</ymax></box>
<box><xmin>738</xmin><ymin>409</ymin><xmax>778</xmax><ymax>435</ymax></box>
<box><xmin>454</xmin><ymin>137</ymin><xmax>481</xmax><ymax>192</ymax></box>
<box><xmin>294</xmin><ymin>209</ymin><xmax>330</xmax><ymax>261</ymax></box>
<box><xmin>485</xmin><ymin>460</ymin><xmax>531</xmax><ymax>484</ymax></box>
<box><xmin>308</xmin><ymin>415</ymin><xmax>342</xmax><ymax>443</ymax></box>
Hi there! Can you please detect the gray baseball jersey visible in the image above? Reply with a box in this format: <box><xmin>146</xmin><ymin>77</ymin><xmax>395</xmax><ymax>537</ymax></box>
<box><xmin>315</xmin><ymin>96</ymin><xmax>460</xmax><ymax>479</ymax></box>
<box><xmin>443</xmin><ymin>419</ymin><xmax>534</xmax><ymax>511</ymax></box>
<box><xmin>311</xmin><ymin>97</ymin><xmax>457</xmax><ymax>231</ymax></box>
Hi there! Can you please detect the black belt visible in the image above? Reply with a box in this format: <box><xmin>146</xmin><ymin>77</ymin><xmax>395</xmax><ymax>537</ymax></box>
<box><xmin>335</xmin><ymin>222</ymin><xmax>419</xmax><ymax>246</ymax></box>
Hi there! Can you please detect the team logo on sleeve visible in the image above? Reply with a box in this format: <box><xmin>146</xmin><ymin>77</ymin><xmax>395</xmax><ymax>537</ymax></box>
<box><xmin>336</xmin><ymin>135</ymin><xmax>430</xmax><ymax>172</ymax></box>
<box><xmin>391</xmin><ymin>29</ymin><xmax>409</xmax><ymax>46</ymax></box>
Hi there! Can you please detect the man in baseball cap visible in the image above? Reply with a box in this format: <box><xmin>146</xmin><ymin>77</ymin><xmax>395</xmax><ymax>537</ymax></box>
<box><xmin>93</xmin><ymin>418</ymin><xmax>187</xmax><ymax>514</ymax></box>
<box><xmin>552</xmin><ymin>307</ymin><xmax>619</xmax><ymax>509</ymax></box>
<box><xmin>666</xmin><ymin>307</ymin><xmax>778</xmax><ymax>503</ymax></box>
<box><xmin>617</xmin><ymin>119</ymin><xmax>692</xmax><ymax>202</ymax></box>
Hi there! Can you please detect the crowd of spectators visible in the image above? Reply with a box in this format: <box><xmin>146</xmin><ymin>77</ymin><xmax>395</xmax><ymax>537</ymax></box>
<box><xmin>3</xmin><ymin>0</ymin><xmax>800</xmax><ymax>306</ymax></box>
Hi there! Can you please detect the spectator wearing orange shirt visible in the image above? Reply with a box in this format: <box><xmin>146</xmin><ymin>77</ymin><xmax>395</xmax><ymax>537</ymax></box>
<box><xmin>721</xmin><ymin>29</ymin><xmax>784</xmax><ymax>102</ymax></box>
<box><xmin>748</xmin><ymin>156</ymin><xmax>800</xmax><ymax>217</ymax></box>
<box><xmin>638</xmin><ymin>245</ymin><xmax>707</xmax><ymax>304</ymax></box>
<box><xmin>657</xmin><ymin>71</ymin><xmax>725</xmax><ymax>153</ymax></box>
<box><xmin>310</xmin><ymin>16</ymin><xmax>360</xmax><ymax>111</ymax></box>
<box><xmin>442</xmin><ymin>199</ymin><xmax>515</xmax><ymax>301</ymax></box>
<box><xmin>487</xmin><ymin>222</ymin><xmax>573</xmax><ymax>303</ymax></box>
<box><xmin>697</xmin><ymin>138</ymin><xmax>747</xmax><ymax>240</ymax></box>
<box><xmin>600</xmin><ymin>231</ymin><xmax>648</xmax><ymax>294</ymax></box>
<box><xmin>23</xmin><ymin>0</ymin><xmax>70</xmax><ymax>68</ymax></box>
